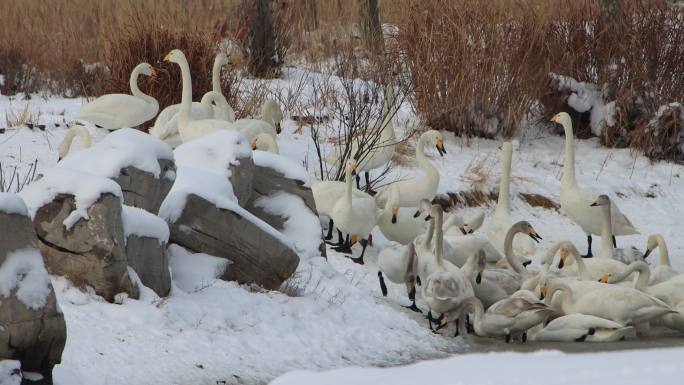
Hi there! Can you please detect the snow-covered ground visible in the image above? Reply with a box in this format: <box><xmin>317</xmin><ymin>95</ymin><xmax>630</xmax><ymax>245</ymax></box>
<box><xmin>2</xmin><ymin>65</ymin><xmax>684</xmax><ymax>384</ymax></box>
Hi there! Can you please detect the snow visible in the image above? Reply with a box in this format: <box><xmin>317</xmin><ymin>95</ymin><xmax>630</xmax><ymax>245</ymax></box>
<box><xmin>172</xmin><ymin>130</ymin><xmax>251</xmax><ymax>179</ymax></box>
<box><xmin>0</xmin><ymin>248</ymin><xmax>51</xmax><ymax>310</ymax></box>
<box><xmin>167</xmin><ymin>244</ymin><xmax>229</xmax><ymax>292</ymax></box>
<box><xmin>550</xmin><ymin>73</ymin><xmax>613</xmax><ymax>136</ymax></box>
<box><xmin>253</xmin><ymin>151</ymin><xmax>310</xmax><ymax>186</ymax></box>
<box><xmin>121</xmin><ymin>205</ymin><xmax>169</xmax><ymax>244</ymax></box>
<box><xmin>0</xmin><ymin>361</ymin><xmax>21</xmax><ymax>385</ymax></box>
<box><xmin>57</xmin><ymin>128</ymin><xmax>173</xmax><ymax>178</ymax></box>
<box><xmin>19</xmin><ymin>167</ymin><xmax>122</xmax><ymax>229</ymax></box>
<box><xmin>0</xmin><ymin>193</ymin><xmax>27</xmax><ymax>216</ymax></box>
<box><xmin>270</xmin><ymin>347</ymin><xmax>684</xmax><ymax>385</ymax></box>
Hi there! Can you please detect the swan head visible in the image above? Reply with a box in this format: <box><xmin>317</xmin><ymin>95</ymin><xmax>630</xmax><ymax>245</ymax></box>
<box><xmin>413</xmin><ymin>199</ymin><xmax>433</xmax><ymax>219</ymax></box>
<box><xmin>589</xmin><ymin>194</ymin><xmax>610</xmax><ymax>207</ymax></box>
<box><xmin>136</xmin><ymin>63</ymin><xmax>156</xmax><ymax>78</ymax></box>
<box><xmin>346</xmin><ymin>160</ymin><xmax>358</xmax><ymax>176</ymax></box>
<box><xmin>598</xmin><ymin>273</ymin><xmax>611</xmax><ymax>283</ymax></box>
<box><xmin>550</xmin><ymin>112</ymin><xmax>572</xmax><ymax>128</ymax></box>
<box><xmin>475</xmin><ymin>249</ymin><xmax>486</xmax><ymax>284</ymax></box>
<box><xmin>555</xmin><ymin>241</ymin><xmax>579</xmax><ymax>269</ymax></box>
<box><xmin>463</xmin><ymin>210</ymin><xmax>485</xmax><ymax>234</ymax></box>
<box><xmin>251</xmin><ymin>133</ymin><xmax>279</xmax><ymax>153</ymax></box>
<box><xmin>643</xmin><ymin>234</ymin><xmax>662</xmax><ymax>259</ymax></box>
<box><xmin>261</xmin><ymin>100</ymin><xmax>283</xmax><ymax>134</ymax></box>
<box><xmin>163</xmin><ymin>49</ymin><xmax>186</xmax><ymax>65</ymax></box>
<box><xmin>350</xmin><ymin>234</ymin><xmax>358</xmax><ymax>246</ymax></box>
<box><xmin>513</xmin><ymin>221</ymin><xmax>542</xmax><ymax>243</ymax></box>
<box><xmin>423</xmin><ymin>130</ymin><xmax>446</xmax><ymax>156</ymax></box>
<box><xmin>425</xmin><ymin>271</ymin><xmax>461</xmax><ymax>300</ymax></box>
<box><xmin>216</xmin><ymin>52</ymin><xmax>229</xmax><ymax>67</ymax></box>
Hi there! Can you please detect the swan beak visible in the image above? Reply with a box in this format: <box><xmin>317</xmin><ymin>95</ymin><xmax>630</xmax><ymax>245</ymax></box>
<box><xmin>413</xmin><ymin>210</ymin><xmax>421</xmax><ymax>218</ymax></box>
<box><xmin>643</xmin><ymin>248</ymin><xmax>652</xmax><ymax>259</ymax></box>
<box><xmin>275</xmin><ymin>122</ymin><xmax>282</xmax><ymax>134</ymax></box>
<box><xmin>350</xmin><ymin>234</ymin><xmax>358</xmax><ymax>246</ymax></box>
<box><xmin>598</xmin><ymin>273</ymin><xmax>610</xmax><ymax>283</ymax></box>
<box><xmin>459</xmin><ymin>226</ymin><xmax>468</xmax><ymax>235</ymax></box>
<box><xmin>529</xmin><ymin>232</ymin><xmax>542</xmax><ymax>243</ymax></box>
<box><xmin>539</xmin><ymin>285</ymin><xmax>547</xmax><ymax>300</ymax></box>
<box><xmin>436</xmin><ymin>139</ymin><xmax>446</xmax><ymax>156</ymax></box>
<box><xmin>589</xmin><ymin>202</ymin><xmax>598</xmax><ymax>207</ymax></box>
<box><xmin>163</xmin><ymin>53</ymin><xmax>172</xmax><ymax>62</ymax></box>
<box><xmin>424</xmin><ymin>214</ymin><xmax>432</xmax><ymax>221</ymax></box>
<box><xmin>550</xmin><ymin>114</ymin><xmax>558</xmax><ymax>123</ymax></box>
<box><xmin>558</xmin><ymin>252</ymin><xmax>566</xmax><ymax>269</ymax></box>
<box><xmin>522</xmin><ymin>259</ymin><xmax>532</xmax><ymax>268</ymax></box>
<box><xmin>349</xmin><ymin>163</ymin><xmax>358</xmax><ymax>176</ymax></box>
<box><xmin>251</xmin><ymin>140</ymin><xmax>257</xmax><ymax>150</ymax></box>
<box><xmin>475</xmin><ymin>272</ymin><xmax>482</xmax><ymax>285</ymax></box>
<box><xmin>391</xmin><ymin>207</ymin><xmax>398</xmax><ymax>224</ymax></box>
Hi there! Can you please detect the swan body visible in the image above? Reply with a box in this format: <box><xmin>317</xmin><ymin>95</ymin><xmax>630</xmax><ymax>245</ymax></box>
<box><xmin>75</xmin><ymin>63</ymin><xmax>158</xmax><ymax>130</ymax></box>
<box><xmin>164</xmin><ymin>50</ymin><xmax>233</xmax><ymax>143</ymax></box>
<box><xmin>251</xmin><ymin>133</ymin><xmax>279</xmax><ymax>154</ymax></box>
<box><xmin>551</xmin><ymin>112</ymin><xmax>637</xmax><ymax>256</ymax></box>
<box><xmin>58</xmin><ymin>125</ymin><xmax>92</xmax><ymax>160</ymax></box>
<box><xmin>462</xmin><ymin>251</ymin><xmax>520</xmax><ymax>308</ymax></box>
<box><xmin>643</xmin><ymin>234</ymin><xmax>679</xmax><ymax>285</ymax></box>
<box><xmin>232</xmin><ymin>119</ymin><xmax>278</xmax><ymax>141</ymax></box>
<box><xmin>378</xmin><ymin>242</ymin><xmax>416</xmax><ymax>286</ymax></box>
<box><xmin>486</xmin><ymin>142</ymin><xmax>536</xmax><ymax>259</ymax></box>
<box><xmin>377</xmin><ymin>185</ymin><xmax>428</xmax><ymax>245</ymax></box>
<box><xmin>311</xmin><ymin>181</ymin><xmax>371</xmax><ymax>218</ymax></box>
<box><xmin>375</xmin><ymin>130</ymin><xmax>446</xmax><ymax>208</ymax></box>
<box><xmin>531</xmin><ymin>314</ymin><xmax>632</xmax><ymax>342</ymax></box>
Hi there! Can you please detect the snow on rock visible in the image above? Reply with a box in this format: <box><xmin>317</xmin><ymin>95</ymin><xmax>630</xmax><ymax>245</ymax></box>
<box><xmin>122</xmin><ymin>205</ymin><xmax>169</xmax><ymax>244</ymax></box>
<box><xmin>0</xmin><ymin>193</ymin><xmax>27</xmax><ymax>216</ymax></box>
<box><xmin>173</xmin><ymin>130</ymin><xmax>251</xmax><ymax>179</ymax></box>
<box><xmin>19</xmin><ymin>167</ymin><xmax>122</xmax><ymax>230</ymax></box>
<box><xmin>0</xmin><ymin>361</ymin><xmax>21</xmax><ymax>385</ymax></box>
<box><xmin>167</xmin><ymin>244</ymin><xmax>230</xmax><ymax>292</ymax></box>
<box><xmin>57</xmin><ymin>128</ymin><xmax>173</xmax><ymax>178</ymax></box>
<box><xmin>550</xmin><ymin>72</ymin><xmax>614</xmax><ymax>136</ymax></box>
<box><xmin>253</xmin><ymin>151</ymin><xmax>310</xmax><ymax>186</ymax></box>
<box><xmin>0</xmin><ymin>248</ymin><xmax>50</xmax><ymax>310</ymax></box>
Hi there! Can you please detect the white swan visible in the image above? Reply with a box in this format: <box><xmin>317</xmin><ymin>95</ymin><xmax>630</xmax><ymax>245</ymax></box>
<box><xmin>327</xmin><ymin>84</ymin><xmax>397</xmax><ymax>193</ymax></box>
<box><xmin>164</xmin><ymin>50</ymin><xmax>233</xmax><ymax>143</ymax></box>
<box><xmin>329</xmin><ymin>160</ymin><xmax>381</xmax><ymax>264</ymax></box>
<box><xmin>251</xmin><ymin>133</ymin><xmax>279</xmax><ymax>154</ymax></box>
<box><xmin>230</xmin><ymin>100</ymin><xmax>283</xmax><ymax>141</ymax></box>
<box><xmin>443</xmin><ymin>212</ymin><xmax>502</xmax><ymax>267</ymax></box>
<box><xmin>551</xmin><ymin>112</ymin><xmax>638</xmax><ymax>257</ymax></box>
<box><xmin>74</xmin><ymin>63</ymin><xmax>158</xmax><ymax>130</ymax></box>
<box><xmin>150</xmin><ymin>52</ymin><xmax>235</xmax><ymax>146</ymax></box>
<box><xmin>643</xmin><ymin>234</ymin><xmax>679</xmax><ymax>285</ymax></box>
<box><xmin>557</xmin><ymin>236</ymin><xmax>628</xmax><ymax>281</ymax></box>
<box><xmin>377</xmin><ymin>242</ymin><xmax>421</xmax><ymax>312</ymax></box>
<box><xmin>312</xmin><ymin>177</ymin><xmax>373</xmax><ymax>244</ymax></box>
<box><xmin>454</xmin><ymin>296</ymin><xmax>554</xmax><ymax>343</ymax></box>
<box><xmin>58</xmin><ymin>125</ymin><xmax>92</xmax><ymax>160</ymax></box>
<box><xmin>375</xmin><ymin>130</ymin><xmax>445</xmax><ymax>208</ymax></box>
<box><xmin>486</xmin><ymin>142</ymin><xmax>536</xmax><ymax>259</ymax></box>
<box><xmin>377</xmin><ymin>185</ymin><xmax>427</xmax><ymax>245</ymax></box>
<box><xmin>461</xmin><ymin>250</ymin><xmax>520</xmax><ymax>309</ymax></box>
<box><xmin>541</xmin><ymin>277</ymin><xmax>674</xmax><ymax>325</ymax></box>
<box><xmin>531</xmin><ymin>314</ymin><xmax>633</xmax><ymax>342</ymax></box>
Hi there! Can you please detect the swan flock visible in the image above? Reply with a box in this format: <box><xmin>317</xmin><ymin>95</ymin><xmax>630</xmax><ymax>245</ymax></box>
<box><xmin>61</xmin><ymin>50</ymin><xmax>679</xmax><ymax>344</ymax></box>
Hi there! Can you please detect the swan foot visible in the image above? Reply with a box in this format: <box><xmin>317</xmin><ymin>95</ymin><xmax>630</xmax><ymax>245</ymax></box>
<box><xmin>521</xmin><ymin>332</ymin><xmax>527</xmax><ymax>343</ymax></box>
<box><xmin>348</xmin><ymin>255</ymin><xmax>365</xmax><ymax>265</ymax></box>
<box><xmin>427</xmin><ymin>311</ymin><xmax>444</xmax><ymax>331</ymax></box>
<box><xmin>378</xmin><ymin>271</ymin><xmax>388</xmax><ymax>296</ymax></box>
<box><xmin>466</xmin><ymin>314</ymin><xmax>474</xmax><ymax>334</ymax></box>
<box><xmin>403</xmin><ymin>301</ymin><xmax>422</xmax><ymax>314</ymax></box>
<box><xmin>324</xmin><ymin>219</ymin><xmax>334</xmax><ymax>241</ymax></box>
<box><xmin>355</xmin><ymin>174</ymin><xmax>362</xmax><ymax>190</ymax></box>
<box><xmin>505</xmin><ymin>333</ymin><xmax>511</xmax><ymax>343</ymax></box>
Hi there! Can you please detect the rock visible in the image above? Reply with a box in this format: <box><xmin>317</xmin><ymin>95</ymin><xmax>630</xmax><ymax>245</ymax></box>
<box><xmin>250</xmin><ymin>163</ymin><xmax>316</xmax><ymax>213</ymax></box>
<box><xmin>229</xmin><ymin>157</ymin><xmax>254</xmax><ymax>207</ymax></box>
<box><xmin>122</xmin><ymin>206</ymin><xmax>170</xmax><ymax>297</ymax></box>
<box><xmin>33</xmin><ymin>193</ymin><xmax>139</xmax><ymax>302</ymax></box>
<box><xmin>113</xmin><ymin>159</ymin><xmax>176</xmax><ymax>213</ymax></box>
<box><xmin>167</xmin><ymin>193</ymin><xmax>299</xmax><ymax>290</ymax></box>
<box><xmin>0</xmin><ymin>193</ymin><xmax>66</xmax><ymax>380</ymax></box>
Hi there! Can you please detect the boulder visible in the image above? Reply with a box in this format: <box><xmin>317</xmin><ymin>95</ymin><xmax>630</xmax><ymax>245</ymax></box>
<box><xmin>166</xmin><ymin>193</ymin><xmax>299</xmax><ymax>290</ymax></box>
<box><xmin>0</xmin><ymin>193</ymin><xmax>66</xmax><ymax>380</ymax></box>
<box><xmin>32</xmin><ymin>193</ymin><xmax>138</xmax><ymax>302</ymax></box>
<box><xmin>122</xmin><ymin>206</ymin><xmax>171</xmax><ymax>297</ymax></box>
<box><xmin>113</xmin><ymin>159</ymin><xmax>175</xmax><ymax>213</ymax></box>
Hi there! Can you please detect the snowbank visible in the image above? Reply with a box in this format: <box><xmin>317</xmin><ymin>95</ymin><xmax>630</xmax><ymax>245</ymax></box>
<box><xmin>122</xmin><ymin>205</ymin><xmax>169</xmax><ymax>244</ymax></box>
<box><xmin>0</xmin><ymin>248</ymin><xmax>50</xmax><ymax>310</ymax></box>
<box><xmin>0</xmin><ymin>360</ymin><xmax>21</xmax><ymax>385</ymax></box>
<box><xmin>0</xmin><ymin>193</ymin><xmax>27</xmax><ymax>216</ymax></box>
<box><xmin>57</xmin><ymin>128</ymin><xmax>173</xmax><ymax>178</ymax></box>
<box><xmin>550</xmin><ymin>73</ymin><xmax>614</xmax><ymax>136</ymax></box>
<box><xmin>173</xmin><ymin>130</ymin><xmax>251</xmax><ymax>179</ymax></box>
<box><xmin>167</xmin><ymin>244</ymin><xmax>230</xmax><ymax>293</ymax></box>
<box><xmin>19</xmin><ymin>168</ymin><xmax>122</xmax><ymax>229</ymax></box>
<box><xmin>253</xmin><ymin>151</ymin><xmax>310</xmax><ymax>186</ymax></box>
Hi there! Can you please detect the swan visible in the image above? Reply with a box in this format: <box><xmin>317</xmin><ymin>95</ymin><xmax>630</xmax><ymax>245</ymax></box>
<box><xmin>74</xmin><ymin>63</ymin><xmax>158</xmax><ymax>130</ymax></box>
<box><xmin>312</xmin><ymin>178</ymin><xmax>371</xmax><ymax>244</ymax></box>
<box><xmin>462</xmin><ymin>209</ymin><xmax>485</xmax><ymax>234</ymax></box>
<box><xmin>642</xmin><ymin>234</ymin><xmax>679</xmax><ymax>285</ymax></box>
<box><xmin>412</xmin><ymin>200</ymin><xmax>456</xmax><ymax>268</ymax></box>
<box><xmin>327</xmin><ymin>84</ymin><xmax>397</xmax><ymax>193</ymax></box>
<box><xmin>230</xmin><ymin>100</ymin><xmax>283</xmax><ymax>141</ymax></box>
<box><xmin>251</xmin><ymin>133</ymin><xmax>279</xmax><ymax>154</ymax></box>
<box><xmin>557</xmin><ymin>236</ymin><xmax>629</xmax><ymax>281</ymax></box>
<box><xmin>442</xmin><ymin>212</ymin><xmax>502</xmax><ymax>267</ymax></box>
<box><xmin>551</xmin><ymin>112</ymin><xmax>638</xmax><ymax>257</ymax></box>
<box><xmin>599</xmin><ymin>261</ymin><xmax>652</xmax><ymax>290</ymax></box>
<box><xmin>604</xmin><ymin>261</ymin><xmax>684</xmax><ymax>309</ymax></box>
<box><xmin>377</xmin><ymin>185</ymin><xmax>427</xmax><ymax>245</ymax></box>
<box><xmin>164</xmin><ymin>49</ymin><xmax>233</xmax><ymax>143</ymax></box>
<box><xmin>531</xmin><ymin>314</ymin><xmax>633</xmax><ymax>342</ymax></box>
<box><xmin>329</xmin><ymin>160</ymin><xmax>381</xmax><ymax>264</ymax></box>
<box><xmin>461</xmin><ymin>250</ymin><xmax>520</xmax><ymax>309</ymax></box>
<box><xmin>453</xmin><ymin>296</ymin><xmax>554</xmax><ymax>343</ymax></box>
<box><xmin>58</xmin><ymin>125</ymin><xmax>92</xmax><ymax>160</ymax></box>
<box><xmin>150</xmin><ymin>52</ymin><xmax>235</xmax><ymax>146</ymax></box>
<box><xmin>499</xmin><ymin>221</ymin><xmax>542</xmax><ymax>279</ymax></box>
<box><xmin>541</xmin><ymin>277</ymin><xmax>675</xmax><ymax>326</ymax></box>
<box><xmin>418</xmin><ymin>204</ymin><xmax>474</xmax><ymax>331</ymax></box>
<box><xmin>377</xmin><ymin>242</ymin><xmax>421</xmax><ymax>312</ymax></box>
<box><xmin>486</xmin><ymin>142</ymin><xmax>536</xmax><ymax>260</ymax></box>
<box><xmin>374</xmin><ymin>130</ymin><xmax>446</xmax><ymax>208</ymax></box>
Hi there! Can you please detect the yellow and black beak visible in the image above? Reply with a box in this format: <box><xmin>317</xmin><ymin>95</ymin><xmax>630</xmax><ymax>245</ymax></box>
<box><xmin>475</xmin><ymin>271</ymin><xmax>482</xmax><ymax>285</ymax></box>
<box><xmin>350</xmin><ymin>234</ymin><xmax>358</xmax><ymax>246</ymax></box>
<box><xmin>391</xmin><ymin>207</ymin><xmax>398</xmax><ymax>224</ymax></box>
<box><xmin>643</xmin><ymin>248</ymin><xmax>652</xmax><ymax>260</ymax></box>
<box><xmin>539</xmin><ymin>285</ymin><xmax>547</xmax><ymax>300</ymax></box>
<box><xmin>163</xmin><ymin>52</ymin><xmax>172</xmax><ymax>62</ymax></box>
<box><xmin>598</xmin><ymin>273</ymin><xmax>610</xmax><ymax>283</ymax></box>
<box><xmin>550</xmin><ymin>114</ymin><xmax>558</xmax><ymax>123</ymax></box>
<box><xmin>529</xmin><ymin>231</ymin><xmax>542</xmax><ymax>243</ymax></box>
<box><xmin>350</xmin><ymin>164</ymin><xmax>358</xmax><ymax>176</ymax></box>
<box><xmin>436</xmin><ymin>139</ymin><xmax>446</xmax><ymax>156</ymax></box>
<box><xmin>251</xmin><ymin>140</ymin><xmax>257</xmax><ymax>150</ymax></box>
<box><xmin>558</xmin><ymin>251</ymin><xmax>567</xmax><ymax>269</ymax></box>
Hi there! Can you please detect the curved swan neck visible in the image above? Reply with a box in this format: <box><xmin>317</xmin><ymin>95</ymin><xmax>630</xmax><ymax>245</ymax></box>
<box><xmin>655</xmin><ymin>235</ymin><xmax>671</xmax><ymax>267</ymax></box>
<box><xmin>561</xmin><ymin>120</ymin><xmax>577</xmax><ymax>186</ymax></box>
<box><xmin>423</xmin><ymin>214</ymin><xmax>435</xmax><ymax>249</ymax></box>
<box><xmin>548</xmin><ymin>281</ymin><xmax>573</xmax><ymax>306</ymax></box>
<box><xmin>58</xmin><ymin>125</ymin><xmax>91</xmax><ymax>159</ymax></box>
<box><xmin>598</xmin><ymin>201</ymin><xmax>614</xmax><ymax>259</ymax></box>
<box><xmin>567</xmin><ymin>247</ymin><xmax>592</xmax><ymax>281</ymax></box>
<box><xmin>463</xmin><ymin>297</ymin><xmax>485</xmax><ymax>336</ymax></box>
<box><xmin>176</xmin><ymin>55</ymin><xmax>193</xmax><ymax>127</ymax></box>
<box><xmin>129</xmin><ymin>64</ymin><xmax>156</xmax><ymax>107</ymax></box>
<box><xmin>611</xmin><ymin>262</ymin><xmax>650</xmax><ymax>290</ymax></box>
<box><xmin>497</xmin><ymin>143</ymin><xmax>512</xmax><ymax>213</ymax></box>
<box><xmin>416</xmin><ymin>134</ymin><xmax>439</xmax><ymax>181</ymax></box>
<box><xmin>540</xmin><ymin>242</ymin><xmax>564</xmax><ymax>266</ymax></box>
<box><xmin>503</xmin><ymin>226</ymin><xmax>527</xmax><ymax>276</ymax></box>
<box><xmin>212</xmin><ymin>56</ymin><xmax>223</xmax><ymax>93</ymax></box>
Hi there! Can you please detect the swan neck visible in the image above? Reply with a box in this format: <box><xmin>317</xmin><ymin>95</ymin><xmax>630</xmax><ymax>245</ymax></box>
<box><xmin>423</xmin><ymin>215</ymin><xmax>435</xmax><ymax>248</ymax></box>
<box><xmin>212</xmin><ymin>58</ymin><xmax>222</xmax><ymax>93</ymax></box>
<box><xmin>598</xmin><ymin>202</ymin><xmax>614</xmax><ymax>259</ymax></box>
<box><xmin>178</xmin><ymin>56</ymin><xmax>193</xmax><ymax>126</ymax></box>
<box><xmin>58</xmin><ymin>126</ymin><xmax>90</xmax><ymax>158</ymax></box>
<box><xmin>562</xmin><ymin>121</ymin><xmax>577</xmax><ymax>186</ymax></box>
<box><xmin>549</xmin><ymin>282</ymin><xmax>573</xmax><ymax>307</ymax></box>
<box><xmin>416</xmin><ymin>135</ymin><xmax>438</xmax><ymax>182</ymax></box>
<box><xmin>466</xmin><ymin>298</ymin><xmax>485</xmax><ymax>336</ymax></box>
<box><xmin>503</xmin><ymin>227</ymin><xmax>526</xmax><ymax>276</ymax></box>
<box><xmin>656</xmin><ymin>236</ymin><xmax>671</xmax><ymax>267</ymax></box>
<box><xmin>434</xmin><ymin>208</ymin><xmax>444</xmax><ymax>265</ymax></box>
<box><xmin>497</xmin><ymin>145</ymin><xmax>512</xmax><ymax>213</ymax></box>
<box><xmin>345</xmin><ymin>168</ymin><xmax>353</xmax><ymax>205</ymax></box>
<box><xmin>569</xmin><ymin>248</ymin><xmax>591</xmax><ymax>280</ymax></box>
<box><xmin>129</xmin><ymin>65</ymin><xmax>156</xmax><ymax>107</ymax></box>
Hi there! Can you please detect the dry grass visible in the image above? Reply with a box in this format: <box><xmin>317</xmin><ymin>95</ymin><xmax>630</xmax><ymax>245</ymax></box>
<box><xmin>4</xmin><ymin>105</ymin><xmax>41</xmax><ymax>128</ymax></box>
<box><xmin>519</xmin><ymin>193</ymin><xmax>560</xmax><ymax>211</ymax></box>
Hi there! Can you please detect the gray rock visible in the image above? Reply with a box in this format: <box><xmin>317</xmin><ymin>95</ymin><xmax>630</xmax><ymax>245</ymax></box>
<box><xmin>0</xmin><ymin>208</ymin><xmax>66</xmax><ymax>380</ymax></box>
<box><xmin>33</xmin><ymin>193</ymin><xmax>139</xmax><ymax>302</ymax></box>
<box><xmin>229</xmin><ymin>156</ymin><xmax>254</xmax><ymax>207</ymax></box>
<box><xmin>168</xmin><ymin>194</ymin><xmax>299</xmax><ymax>290</ymax></box>
<box><xmin>114</xmin><ymin>159</ymin><xmax>176</xmax><ymax>214</ymax></box>
<box><xmin>126</xmin><ymin>235</ymin><xmax>170</xmax><ymax>297</ymax></box>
